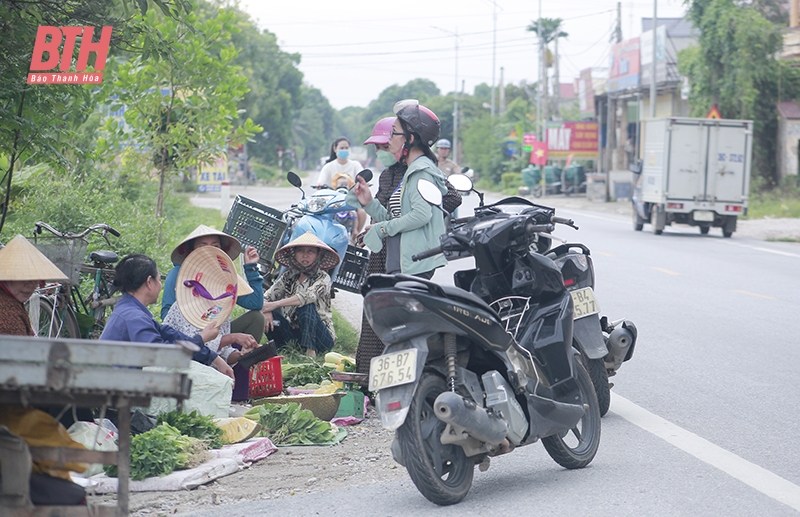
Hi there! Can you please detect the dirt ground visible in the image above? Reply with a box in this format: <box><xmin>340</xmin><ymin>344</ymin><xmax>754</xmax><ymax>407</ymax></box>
<box><xmin>87</xmin><ymin>193</ymin><xmax>800</xmax><ymax>516</ymax></box>
<box><xmin>88</xmin><ymin>407</ymin><xmax>403</xmax><ymax>516</ymax></box>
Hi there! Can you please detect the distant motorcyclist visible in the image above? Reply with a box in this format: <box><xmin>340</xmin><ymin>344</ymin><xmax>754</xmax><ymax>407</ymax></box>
<box><xmin>435</xmin><ymin>138</ymin><xmax>460</xmax><ymax>177</ymax></box>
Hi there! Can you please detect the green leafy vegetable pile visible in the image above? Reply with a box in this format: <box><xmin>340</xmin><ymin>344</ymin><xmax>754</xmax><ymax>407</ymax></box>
<box><xmin>244</xmin><ymin>403</ymin><xmax>337</xmax><ymax>445</ymax></box>
<box><xmin>282</xmin><ymin>361</ymin><xmax>335</xmax><ymax>387</ymax></box>
<box><xmin>104</xmin><ymin>423</ymin><xmax>209</xmax><ymax>481</ymax></box>
<box><xmin>156</xmin><ymin>410</ymin><xmax>226</xmax><ymax>449</ymax></box>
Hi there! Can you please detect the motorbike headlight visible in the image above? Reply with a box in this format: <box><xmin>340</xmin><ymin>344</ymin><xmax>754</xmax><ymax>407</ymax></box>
<box><xmin>327</xmin><ymin>200</ymin><xmax>345</xmax><ymax>210</ymax></box>
<box><xmin>307</xmin><ymin>197</ymin><xmax>329</xmax><ymax>213</ymax></box>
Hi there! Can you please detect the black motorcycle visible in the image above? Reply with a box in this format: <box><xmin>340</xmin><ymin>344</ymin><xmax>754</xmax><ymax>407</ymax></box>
<box><xmin>546</xmin><ymin>243</ymin><xmax>638</xmax><ymax>416</ymax></box>
<box><xmin>362</xmin><ymin>179</ymin><xmax>602</xmax><ymax>505</ymax></box>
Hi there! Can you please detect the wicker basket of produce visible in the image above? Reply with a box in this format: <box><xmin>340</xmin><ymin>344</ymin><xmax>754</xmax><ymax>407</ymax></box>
<box><xmin>252</xmin><ymin>392</ymin><xmax>345</xmax><ymax>421</ymax></box>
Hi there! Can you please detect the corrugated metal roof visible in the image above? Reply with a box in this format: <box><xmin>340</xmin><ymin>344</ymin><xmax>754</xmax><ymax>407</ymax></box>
<box><xmin>641</xmin><ymin>17</ymin><xmax>699</xmax><ymax>38</ymax></box>
<box><xmin>777</xmin><ymin>101</ymin><xmax>800</xmax><ymax>119</ymax></box>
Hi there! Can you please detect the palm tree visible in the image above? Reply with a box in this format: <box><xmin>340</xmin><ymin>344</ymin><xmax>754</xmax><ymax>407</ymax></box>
<box><xmin>526</xmin><ymin>18</ymin><xmax>568</xmax><ymax>120</ymax></box>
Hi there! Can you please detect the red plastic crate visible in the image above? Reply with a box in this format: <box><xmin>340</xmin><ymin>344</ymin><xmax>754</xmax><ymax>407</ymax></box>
<box><xmin>249</xmin><ymin>356</ymin><xmax>284</xmax><ymax>399</ymax></box>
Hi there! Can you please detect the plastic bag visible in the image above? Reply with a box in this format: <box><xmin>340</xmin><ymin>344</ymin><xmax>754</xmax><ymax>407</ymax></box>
<box><xmin>67</xmin><ymin>422</ymin><xmax>118</xmax><ymax>477</ymax></box>
<box><xmin>146</xmin><ymin>362</ymin><xmax>233</xmax><ymax>418</ymax></box>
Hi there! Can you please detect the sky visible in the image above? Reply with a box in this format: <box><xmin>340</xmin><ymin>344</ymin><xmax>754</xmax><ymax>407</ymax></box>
<box><xmin>238</xmin><ymin>0</ymin><xmax>689</xmax><ymax>110</ymax></box>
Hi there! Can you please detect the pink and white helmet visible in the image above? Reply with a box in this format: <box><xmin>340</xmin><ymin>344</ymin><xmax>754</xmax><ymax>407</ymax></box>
<box><xmin>364</xmin><ymin>117</ymin><xmax>396</xmax><ymax>145</ymax></box>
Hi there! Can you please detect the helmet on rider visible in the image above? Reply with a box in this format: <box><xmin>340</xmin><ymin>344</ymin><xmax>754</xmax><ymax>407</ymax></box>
<box><xmin>364</xmin><ymin>117</ymin><xmax>396</xmax><ymax>145</ymax></box>
<box><xmin>436</xmin><ymin>138</ymin><xmax>451</xmax><ymax>149</ymax></box>
<box><xmin>393</xmin><ymin>99</ymin><xmax>440</xmax><ymax>148</ymax></box>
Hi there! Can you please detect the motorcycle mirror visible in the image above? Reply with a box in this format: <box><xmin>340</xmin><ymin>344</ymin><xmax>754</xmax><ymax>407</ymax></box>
<box><xmin>417</xmin><ymin>179</ymin><xmax>443</xmax><ymax>206</ymax></box>
<box><xmin>357</xmin><ymin>169</ymin><xmax>373</xmax><ymax>183</ymax></box>
<box><xmin>447</xmin><ymin>173</ymin><xmax>473</xmax><ymax>193</ymax></box>
<box><xmin>287</xmin><ymin>171</ymin><xmax>303</xmax><ymax>188</ymax></box>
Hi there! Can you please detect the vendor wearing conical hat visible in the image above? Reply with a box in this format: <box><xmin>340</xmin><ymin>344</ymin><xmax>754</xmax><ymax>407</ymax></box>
<box><xmin>0</xmin><ymin>235</ymin><xmax>68</xmax><ymax>336</ymax></box>
<box><xmin>262</xmin><ymin>232</ymin><xmax>340</xmax><ymax>358</ymax></box>
<box><xmin>161</xmin><ymin>224</ymin><xmax>264</xmax><ymax>341</ymax></box>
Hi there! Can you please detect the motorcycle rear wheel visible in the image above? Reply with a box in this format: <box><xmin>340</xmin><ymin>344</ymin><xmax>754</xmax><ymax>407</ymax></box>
<box><xmin>586</xmin><ymin>358</ymin><xmax>610</xmax><ymax>417</ymax></box>
<box><xmin>542</xmin><ymin>360</ymin><xmax>601</xmax><ymax>469</ymax></box>
<box><xmin>397</xmin><ymin>372</ymin><xmax>474</xmax><ymax>506</ymax></box>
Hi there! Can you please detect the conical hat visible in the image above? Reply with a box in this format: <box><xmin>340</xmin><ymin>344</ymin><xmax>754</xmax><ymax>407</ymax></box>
<box><xmin>176</xmin><ymin>246</ymin><xmax>241</xmax><ymax>329</ymax></box>
<box><xmin>0</xmin><ymin>235</ymin><xmax>68</xmax><ymax>282</ymax></box>
<box><xmin>170</xmin><ymin>225</ymin><xmax>242</xmax><ymax>265</ymax></box>
<box><xmin>274</xmin><ymin>232</ymin><xmax>340</xmax><ymax>271</ymax></box>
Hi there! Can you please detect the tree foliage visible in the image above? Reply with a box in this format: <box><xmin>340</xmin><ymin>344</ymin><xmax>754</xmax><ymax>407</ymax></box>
<box><xmin>679</xmin><ymin>0</ymin><xmax>784</xmax><ymax>185</ymax></box>
<box><xmin>98</xmin><ymin>2</ymin><xmax>260</xmax><ymax>219</ymax></box>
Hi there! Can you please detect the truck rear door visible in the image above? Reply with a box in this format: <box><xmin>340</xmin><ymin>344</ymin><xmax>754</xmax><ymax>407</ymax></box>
<box><xmin>666</xmin><ymin>122</ymin><xmax>707</xmax><ymax>200</ymax></box>
<box><xmin>705</xmin><ymin>123</ymin><xmax>750</xmax><ymax>204</ymax></box>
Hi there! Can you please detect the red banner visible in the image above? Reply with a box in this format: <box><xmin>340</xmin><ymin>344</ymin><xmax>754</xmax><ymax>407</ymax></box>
<box><xmin>545</xmin><ymin>121</ymin><xmax>599</xmax><ymax>159</ymax></box>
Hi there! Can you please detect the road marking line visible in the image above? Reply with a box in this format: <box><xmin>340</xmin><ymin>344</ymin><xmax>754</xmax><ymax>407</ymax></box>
<box><xmin>732</xmin><ymin>290</ymin><xmax>777</xmax><ymax>300</ymax></box>
<box><xmin>550</xmin><ymin>208</ymin><xmax>628</xmax><ymax>225</ymax></box>
<box><xmin>721</xmin><ymin>241</ymin><xmax>800</xmax><ymax>259</ymax></box>
<box><xmin>651</xmin><ymin>267</ymin><xmax>682</xmax><ymax>276</ymax></box>
<box><xmin>611</xmin><ymin>394</ymin><xmax>800</xmax><ymax>512</ymax></box>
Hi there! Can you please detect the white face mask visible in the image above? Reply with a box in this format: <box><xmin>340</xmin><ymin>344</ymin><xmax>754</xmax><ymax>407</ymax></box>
<box><xmin>377</xmin><ymin>150</ymin><xmax>397</xmax><ymax>167</ymax></box>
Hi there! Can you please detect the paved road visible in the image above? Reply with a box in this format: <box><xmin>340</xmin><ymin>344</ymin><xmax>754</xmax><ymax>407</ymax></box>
<box><xmin>187</xmin><ymin>179</ymin><xmax>800</xmax><ymax>516</ymax></box>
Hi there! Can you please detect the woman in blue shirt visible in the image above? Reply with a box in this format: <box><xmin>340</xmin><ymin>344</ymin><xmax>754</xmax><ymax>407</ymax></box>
<box><xmin>100</xmin><ymin>254</ymin><xmax>234</xmax><ymax>380</ymax></box>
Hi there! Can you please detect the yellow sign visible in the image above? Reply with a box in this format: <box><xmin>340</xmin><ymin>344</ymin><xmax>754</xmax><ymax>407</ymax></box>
<box><xmin>706</xmin><ymin>105</ymin><xmax>722</xmax><ymax>119</ymax></box>
<box><xmin>197</xmin><ymin>155</ymin><xmax>228</xmax><ymax>192</ymax></box>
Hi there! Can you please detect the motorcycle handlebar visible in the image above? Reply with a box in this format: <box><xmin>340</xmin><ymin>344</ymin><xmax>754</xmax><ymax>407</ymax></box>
<box><xmin>411</xmin><ymin>245</ymin><xmax>443</xmax><ymax>262</ymax></box>
<box><xmin>525</xmin><ymin>223</ymin><xmax>555</xmax><ymax>234</ymax></box>
<box><xmin>552</xmin><ymin>216</ymin><xmax>574</xmax><ymax>226</ymax></box>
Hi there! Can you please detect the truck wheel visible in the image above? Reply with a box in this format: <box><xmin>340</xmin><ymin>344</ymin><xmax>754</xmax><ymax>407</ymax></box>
<box><xmin>653</xmin><ymin>228</ymin><xmax>663</xmax><ymax>235</ymax></box>
<box><xmin>700</xmin><ymin>226</ymin><xmax>710</xmax><ymax>235</ymax></box>
<box><xmin>723</xmin><ymin>230</ymin><xmax>733</xmax><ymax>238</ymax></box>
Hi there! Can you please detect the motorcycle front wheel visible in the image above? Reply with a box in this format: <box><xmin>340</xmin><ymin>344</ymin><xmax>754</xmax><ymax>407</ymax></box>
<box><xmin>542</xmin><ymin>359</ymin><xmax>601</xmax><ymax>469</ymax></box>
<box><xmin>397</xmin><ymin>372</ymin><xmax>474</xmax><ymax>506</ymax></box>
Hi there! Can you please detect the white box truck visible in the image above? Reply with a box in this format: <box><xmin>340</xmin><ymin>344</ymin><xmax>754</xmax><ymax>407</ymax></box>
<box><xmin>632</xmin><ymin>117</ymin><xmax>753</xmax><ymax>237</ymax></box>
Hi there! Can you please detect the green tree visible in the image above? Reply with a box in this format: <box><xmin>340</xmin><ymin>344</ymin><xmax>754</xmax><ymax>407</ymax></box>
<box><xmin>224</xmin><ymin>3</ymin><xmax>303</xmax><ymax>168</ymax></box>
<box><xmin>292</xmin><ymin>85</ymin><xmax>340</xmax><ymax>169</ymax></box>
<box><xmin>361</xmin><ymin>79</ymin><xmax>441</xmax><ymax>126</ymax></box>
<box><xmin>679</xmin><ymin>0</ymin><xmax>783</xmax><ymax>184</ymax></box>
<box><xmin>99</xmin><ymin>3</ymin><xmax>259</xmax><ymax>219</ymax></box>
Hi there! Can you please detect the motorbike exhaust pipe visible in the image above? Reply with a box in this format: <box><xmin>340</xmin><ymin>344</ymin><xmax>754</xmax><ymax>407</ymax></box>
<box><xmin>434</xmin><ymin>391</ymin><xmax>507</xmax><ymax>445</ymax></box>
<box><xmin>605</xmin><ymin>323</ymin><xmax>635</xmax><ymax>371</ymax></box>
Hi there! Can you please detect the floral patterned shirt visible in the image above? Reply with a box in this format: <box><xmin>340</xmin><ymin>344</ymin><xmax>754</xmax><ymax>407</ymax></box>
<box><xmin>264</xmin><ymin>269</ymin><xmax>335</xmax><ymax>340</ymax></box>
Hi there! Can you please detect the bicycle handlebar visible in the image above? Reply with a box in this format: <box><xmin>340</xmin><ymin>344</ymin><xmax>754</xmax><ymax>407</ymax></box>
<box><xmin>34</xmin><ymin>222</ymin><xmax>121</xmax><ymax>239</ymax></box>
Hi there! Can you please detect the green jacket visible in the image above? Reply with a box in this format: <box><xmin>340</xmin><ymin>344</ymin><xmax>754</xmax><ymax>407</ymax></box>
<box><xmin>347</xmin><ymin>156</ymin><xmax>448</xmax><ymax>275</ymax></box>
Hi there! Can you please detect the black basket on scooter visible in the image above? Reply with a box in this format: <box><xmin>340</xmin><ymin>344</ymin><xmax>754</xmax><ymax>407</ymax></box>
<box><xmin>332</xmin><ymin>245</ymin><xmax>370</xmax><ymax>293</ymax></box>
<box><xmin>223</xmin><ymin>195</ymin><xmax>287</xmax><ymax>267</ymax></box>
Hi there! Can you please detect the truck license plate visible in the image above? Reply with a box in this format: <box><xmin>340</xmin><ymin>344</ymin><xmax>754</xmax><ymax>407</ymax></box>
<box><xmin>693</xmin><ymin>210</ymin><xmax>715</xmax><ymax>222</ymax></box>
<box><xmin>369</xmin><ymin>349</ymin><xmax>417</xmax><ymax>391</ymax></box>
<box><xmin>571</xmin><ymin>287</ymin><xmax>599</xmax><ymax>320</ymax></box>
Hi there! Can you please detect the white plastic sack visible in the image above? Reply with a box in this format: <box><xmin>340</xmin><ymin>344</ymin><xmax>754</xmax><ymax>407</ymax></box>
<box><xmin>146</xmin><ymin>362</ymin><xmax>233</xmax><ymax>418</ymax></box>
<box><xmin>67</xmin><ymin>422</ymin><xmax>118</xmax><ymax>477</ymax></box>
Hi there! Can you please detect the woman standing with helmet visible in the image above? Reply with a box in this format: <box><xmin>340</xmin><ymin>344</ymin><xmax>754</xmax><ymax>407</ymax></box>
<box><xmin>348</xmin><ymin>100</ymin><xmax>447</xmax><ymax>279</ymax></box>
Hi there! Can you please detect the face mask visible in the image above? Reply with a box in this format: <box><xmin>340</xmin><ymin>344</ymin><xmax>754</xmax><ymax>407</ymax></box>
<box><xmin>336</xmin><ymin>149</ymin><xmax>350</xmax><ymax>160</ymax></box>
<box><xmin>377</xmin><ymin>150</ymin><xmax>397</xmax><ymax>167</ymax></box>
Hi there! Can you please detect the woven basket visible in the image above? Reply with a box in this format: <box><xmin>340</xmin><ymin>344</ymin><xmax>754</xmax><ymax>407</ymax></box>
<box><xmin>252</xmin><ymin>392</ymin><xmax>345</xmax><ymax>421</ymax></box>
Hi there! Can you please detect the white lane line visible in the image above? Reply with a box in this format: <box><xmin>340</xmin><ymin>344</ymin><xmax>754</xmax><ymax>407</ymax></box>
<box><xmin>551</xmin><ymin>208</ymin><xmax>629</xmax><ymax>225</ymax></box>
<box><xmin>721</xmin><ymin>240</ymin><xmax>800</xmax><ymax>259</ymax></box>
<box><xmin>611</xmin><ymin>393</ymin><xmax>800</xmax><ymax>511</ymax></box>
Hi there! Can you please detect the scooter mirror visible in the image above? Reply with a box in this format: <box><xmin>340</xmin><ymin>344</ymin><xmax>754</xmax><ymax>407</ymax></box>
<box><xmin>447</xmin><ymin>173</ymin><xmax>473</xmax><ymax>193</ymax></box>
<box><xmin>417</xmin><ymin>179</ymin><xmax>442</xmax><ymax>206</ymax></box>
<box><xmin>357</xmin><ymin>169</ymin><xmax>373</xmax><ymax>183</ymax></box>
<box><xmin>287</xmin><ymin>171</ymin><xmax>303</xmax><ymax>188</ymax></box>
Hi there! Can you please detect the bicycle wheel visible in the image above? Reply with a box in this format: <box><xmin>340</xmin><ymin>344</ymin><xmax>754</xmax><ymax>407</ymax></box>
<box><xmin>51</xmin><ymin>297</ymin><xmax>81</xmax><ymax>339</ymax></box>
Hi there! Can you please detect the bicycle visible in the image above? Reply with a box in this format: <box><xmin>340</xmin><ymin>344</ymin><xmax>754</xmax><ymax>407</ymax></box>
<box><xmin>26</xmin><ymin>222</ymin><xmax>121</xmax><ymax>339</ymax></box>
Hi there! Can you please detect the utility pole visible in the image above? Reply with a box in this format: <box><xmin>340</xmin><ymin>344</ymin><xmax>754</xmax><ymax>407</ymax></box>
<box><xmin>650</xmin><ymin>1</ymin><xmax>658</xmax><ymax>118</ymax></box>
<box><xmin>537</xmin><ymin>0</ymin><xmax>543</xmax><ymax>141</ymax></box>
<box><xmin>499</xmin><ymin>67</ymin><xmax>505</xmax><ymax>116</ymax></box>
<box><xmin>490</xmin><ymin>1</ymin><xmax>498</xmax><ymax>118</ymax></box>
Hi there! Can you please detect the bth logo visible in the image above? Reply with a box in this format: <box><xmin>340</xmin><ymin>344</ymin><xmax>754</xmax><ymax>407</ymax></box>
<box><xmin>27</xmin><ymin>26</ymin><xmax>112</xmax><ymax>85</ymax></box>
